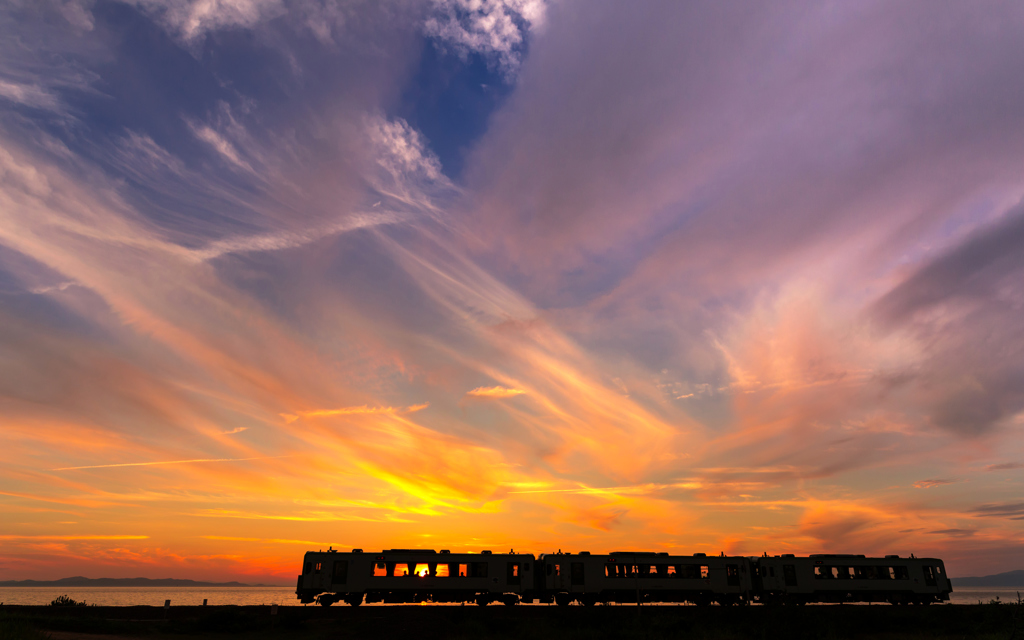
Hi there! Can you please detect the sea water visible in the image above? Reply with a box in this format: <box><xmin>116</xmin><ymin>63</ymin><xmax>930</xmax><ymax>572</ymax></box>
<box><xmin>0</xmin><ymin>585</ymin><xmax>1020</xmax><ymax>606</ymax></box>
<box><xmin>0</xmin><ymin>586</ymin><xmax>299</xmax><ymax>607</ymax></box>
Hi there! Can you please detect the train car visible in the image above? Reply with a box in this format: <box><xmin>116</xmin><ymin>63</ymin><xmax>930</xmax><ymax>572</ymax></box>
<box><xmin>538</xmin><ymin>551</ymin><xmax>755</xmax><ymax>606</ymax></box>
<box><xmin>296</xmin><ymin>548</ymin><xmax>537</xmax><ymax>606</ymax></box>
<box><xmin>297</xmin><ymin>547</ymin><xmax>952</xmax><ymax>606</ymax></box>
<box><xmin>751</xmin><ymin>554</ymin><xmax>952</xmax><ymax>605</ymax></box>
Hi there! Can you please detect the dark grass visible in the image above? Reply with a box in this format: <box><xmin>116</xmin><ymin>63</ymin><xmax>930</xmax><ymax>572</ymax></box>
<box><xmin>0</xmin><ymin>603</ymin><xmax>1020</xmax><ymax>639</ymax></box>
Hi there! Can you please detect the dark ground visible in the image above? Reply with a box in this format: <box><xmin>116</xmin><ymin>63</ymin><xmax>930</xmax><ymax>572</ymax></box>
<box><xmin>1</xmin><ymin>603</ymin><xmax>1021</xmax><ymax>640</ymax></box>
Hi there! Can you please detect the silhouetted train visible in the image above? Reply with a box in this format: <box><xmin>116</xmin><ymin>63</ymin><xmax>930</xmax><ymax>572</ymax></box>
<box><xmin>296</xmin><ymin>548</ymin><xmax>951</xmax><ymax>606</ymax></box>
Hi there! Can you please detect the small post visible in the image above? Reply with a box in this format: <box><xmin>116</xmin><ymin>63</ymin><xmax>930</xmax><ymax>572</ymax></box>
<box><xmin>164</xmin><ymin>599</ymin><xmax>170</xmax><ymax>619</ymax></box>
<box><xmin>203</xmin><ymin>598</ymin><xmax>207</xmax><ymax>606</ymax></box>
<box><xmin>271</xmin><ymin>603</ymin><xmax>278</xmax><ymax>628</ymax></box>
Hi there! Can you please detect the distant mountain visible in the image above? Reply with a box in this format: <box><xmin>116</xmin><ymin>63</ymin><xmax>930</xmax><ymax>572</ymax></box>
<box><xmin>952</xmin><ymin>570</ymin><xmax>1024</xmax><ymax>587</ymax></box>
<box><xmin>0</xmin><ymin>576</ymin><xmax>285</xmax><ymax>587</ymax></box>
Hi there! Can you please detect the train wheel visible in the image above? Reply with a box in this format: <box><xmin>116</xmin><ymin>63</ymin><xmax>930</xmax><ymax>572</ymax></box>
<box><xmin>318</xmin><ymin>595</ymin><xmax>334</xmax><ymax>607</ymax></box>
<box><xmin>503</xmin><ymin>595</ymin><xmax>520</xmax><ymax>607</ymax></box>
<box><xmin>346</xmin><ymin>595</ymin><xmax>363</xmax><ymax>607</ymax></box>
<box><xmin>555</xmin><ymin>593</ymin><xmax>571</xmax><ymax>607</ymax></box>
<box><xmin>476</xmin><ymin>595</ymin><xmax>490</xmax><ymax>607</ymax></box>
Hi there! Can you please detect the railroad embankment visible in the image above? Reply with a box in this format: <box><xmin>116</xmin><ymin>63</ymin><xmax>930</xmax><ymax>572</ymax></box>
<box><xmin>1</xmin><ymin>603</ymin><xmax>1020</xmax><ymax>639</ymax></box>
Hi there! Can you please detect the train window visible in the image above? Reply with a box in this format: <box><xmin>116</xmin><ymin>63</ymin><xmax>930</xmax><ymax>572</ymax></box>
<box><xmin>656</xmin><ymin>564</ymin><xmax>669</xmax><ymax>576</ymax></box>
<box><xmin>393</xmin><ymin>563</ymin><xmax>410</xmax><ymax>577</ymax></box>
<box><xmin>459</xmin><ymin>564</ymin><xmax>468</xmax><ymax>577</ymax></box>
<box><xmin>315</xmin><ymin>562</ymin><xmax>322</xmax><ymax>573</ymax></box>
<box><xmin>679</xmin><ymin>564</ymin><xmax>698</xmax><ymax>579</ymax></box>
<box><xmin>700</xmin><ymin>565</ymin><xmax>709</xmax><ymax>579</ymax></box>
<box><xmin>373</xmin><ymin>562</ymin><xmax>387</xmax><ymax>577</ymax></box>
<box><xmin>923</xmin><ymin>566</ymin><xmax>936</xmax><ymax>586</ymax></box>
<box><xmin>571</xmin><ymin>563</ymin><xmax>585</xmax><ymax>585</ymax></box>
<box><xmin>332</xmin><ymin>561</ymin><xmax>348</xmax><ymax>584</ymax></box>
<box><xmin>436</xmin><ymin>564</ymin><xmax>450</xmax><ymax>577</ymax></box>
<box><xmin>605</xmin><ymin>565</ymin><xmax>614</xmax><ymax>578</ymax></box>
<box><xmin>507</xmin><ymin>563</ymin><xmax>521</xmax><ymax>585</ymax></box>
<box><xmin>783</xmin><ymin>565</ymin><xmax>797</xmax><ymax>587</ymax></box>
<box><xmin>555</xmin><ymin>565</ymin><xmax>561</xmax><ymax>577</ymax></box>
<box><xmin>814</xmin><ymin>566</ymin><xmax>825</xmax><ymax>580</ymax></box>
<box><xmin>667</xmin><ymin>565</ymin><xmax>677</xmax><ymax>577</ymax></box>
<box><xmin>759</xmin><ymin>566</ymin><xmax>767</xmax><ymax>578</ymax></box>
<box><xmin>895</xmin><ymin>566</ymin><xmax>909</xmax><ymax>580</ymax></box>
<box><xmin>471</xmin><ymin>562</ymin><xmax>489</xmax><ymax>578</ymax></box>
<box><xmin>413</xmin><ymin>563</ymin><xmax>430</xmax><ymax>577</ymax></box>
<box><xmin>935</xmin><ymin>566</ymin><xmax>943</xmax><ymax>574</ymax></box>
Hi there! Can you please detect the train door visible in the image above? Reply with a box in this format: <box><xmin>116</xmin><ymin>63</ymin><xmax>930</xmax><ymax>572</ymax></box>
<box><xmin>332</xmin><ymin>560</ymin><xmax>348</xmax><ymax>588</ymax></box>
<box><xmin>783</xmin><ymin>564</ymin><xmax>798</xmax><ymax>587</ymax></box>
<box><xmin>750</xmin><ymin>561</ymin><xmax>764</xmax><ymax>592</ymax></box>
<box><xmin>548</xmin><ymin>560</ymin><xmax>566</xmax><ymax>591</ymax></box>
<box><xmin>726</xmin><ymin>564</ymin><xmax>740</xmax><ymax>587</ymax></box>
<box><xmin>507</xmin><ymin>562</ymin><xmax>522</xmax><ymax>587</ymax></box>
<box><xmin>571</xmin><ymin>562</ymin><xmax>585</xmax><ymax>592</ymax></box>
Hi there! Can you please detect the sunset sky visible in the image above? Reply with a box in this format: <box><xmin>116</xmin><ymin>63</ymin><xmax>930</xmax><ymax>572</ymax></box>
<box><xmin>2</xmin><ymin>0</ymin><xmax>1024</xmax><ymax>584</ymax></box>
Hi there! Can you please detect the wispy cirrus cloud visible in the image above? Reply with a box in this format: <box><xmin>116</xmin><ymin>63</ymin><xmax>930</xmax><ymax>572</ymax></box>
<box><xmin>987</xmin><ymin>462</ymin><xmax>1023</xmax><ymax>471</ymax></box>
<box><xmin>914</xmin><ymin>479</ymin><xmax>957</xmax><ymax>489</ymax></box>
<box><xmin>0</xmin><ymin>80</ymin><xmax>61</xmax><ymax>111</ymax></box>
<box><xmin>465</xmin><ymin>385</ymin><xmax>526</xmax><ymax>398</ymax></box>
<box><xmin>281</xmin><ymin>403</ymin><xmax>429</xmax><ymax>423</ymax></box>
<box><xmin>125</xmin><ymin>0</ymin><xmax>286</xmax><ymax>42</ymax></box>
<box><xmin>52</xmin><ymin>456</ymin><xmax>291</xmax><ymax>471</ymax></box>
<box><xmin>0</xmin><ymin>535</ymin><xmax>149</xmax><ymax>540</ymax></box>
<box><xmin>969</xmin><ymin>503</ymin><xmax>1024</xmax><ymax>519</ymax></box>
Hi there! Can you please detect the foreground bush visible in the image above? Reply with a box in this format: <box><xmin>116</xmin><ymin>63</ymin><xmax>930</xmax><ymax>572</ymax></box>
<box><xmin>49</xmin><ymin>595</ymin><xmax>86</xmax><ymax>607</ymax></box>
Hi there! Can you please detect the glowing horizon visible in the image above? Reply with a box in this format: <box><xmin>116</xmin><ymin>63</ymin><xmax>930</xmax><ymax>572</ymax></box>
<box><xmin>1</xmin><ymin>0</ymin><xmax>1023</xmax><ymax>583</ymax></box>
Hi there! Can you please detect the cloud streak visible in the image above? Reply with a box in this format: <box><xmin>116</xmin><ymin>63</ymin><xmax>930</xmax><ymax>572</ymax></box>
<box><xmin>52</xmin><ymin>457</ymin><xmax>292</xmax><ymax>471</ymax></box>
<box><xmin>465</xmin><ymin>385</ymin><xmax>526</xmax><ymax>398</ymax></box>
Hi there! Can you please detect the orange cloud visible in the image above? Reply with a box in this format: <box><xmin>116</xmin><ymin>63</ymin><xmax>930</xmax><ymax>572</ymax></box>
<box><xmin>281</xmin><ymin>403</ymin><xmax>429</xmax><ymax>423</ymax></box>
<box><xmin>0</xmin><ymin>535</ymin><xmax>149</xmax><ymax>540</ymax></box>
<box><xmin>915</xmin><ymin>478</ymin><xmax>957</xmax><ymax>489</ymax></box>
<box><xmin>466</xmin><ymin>386</ymin><xmax>527</xmax><ymax>398</ymax></box>
<box><xmin>51</xmin><ymin>456</ymin><xmax>291</xmax><ymax>471</ymax></box>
